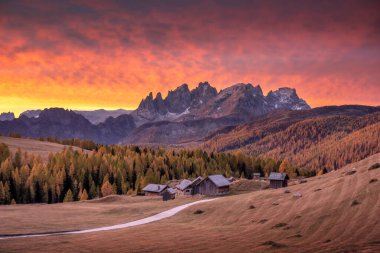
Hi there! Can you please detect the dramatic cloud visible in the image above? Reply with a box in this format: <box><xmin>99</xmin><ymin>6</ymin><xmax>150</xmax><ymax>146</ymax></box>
<box><xmin>0</xmin><ymin>0</ymin><xmax>379</xmax><ymax>115</ymax></box>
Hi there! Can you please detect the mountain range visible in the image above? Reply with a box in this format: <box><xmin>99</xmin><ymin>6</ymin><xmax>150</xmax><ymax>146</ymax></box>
<box><xmin>19</xmin><ymin>109</ymin><xmax>132</xmax><ymax>124</ymax></box>
<box><xmin>0</xmin><ymin>82</ymin><xmax>310</xmax><ymax>144</ymax></box>
<box><xmin>1</xmin><ymin>82</ymin><xmax>379</xmax><ymax>172</ymax></box>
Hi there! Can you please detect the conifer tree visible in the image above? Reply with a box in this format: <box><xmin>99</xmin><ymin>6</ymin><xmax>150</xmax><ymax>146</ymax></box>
<box><xmin>0</xmin><ymin>182</ymin><xmax>5</xmax><ymax>204</ymax></box>
<box><xmin>63</xmin><ymin>189</ymin><xmax>73</xmax><ymax>202</ymax></box>
<box><xmin>80</xmin><ymin>189</ymin><xmax>88</xmax><ymax>201</ymax></box>
<box><xmin>101</xmin><ymin>180</ymin><xmax>114</xmax><ymax>197</ymax></box>
<box><xmin>3</xmin><ymin>182</ymin><xmax>10</xmax><ymax>204</ymax></box>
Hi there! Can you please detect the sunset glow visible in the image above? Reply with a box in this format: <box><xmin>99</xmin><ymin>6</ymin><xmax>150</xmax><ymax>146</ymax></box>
<box><xmin>1</xmin><ymin>0</ymin><xmax>379</xmax><ymax>116</ymax></box>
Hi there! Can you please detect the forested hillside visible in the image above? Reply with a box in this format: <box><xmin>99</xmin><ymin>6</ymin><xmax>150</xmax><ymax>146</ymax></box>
<box><xmin>0</xmin><ymin>143</ymin><xmax>290</xmax><ymax>205</ymax></box>
<box><xmin>203</xmin><ymin>107</ymin><xmax>380</xmax><ymax>172</ymax></box>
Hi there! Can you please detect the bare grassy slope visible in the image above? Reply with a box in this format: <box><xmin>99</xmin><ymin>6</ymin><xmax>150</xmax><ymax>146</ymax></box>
<box><xmin>1</xmin><ymin>153</ymin><xmax>379</xmax><ymax>252</ymax></box>
<box><xmin>0</xmin><ymin>195</ymin><xmax>196</xmax><ymax>235</ymax></box>
<box><xmin>0</xmin><ymin>136</ymin><xmax>91</xmax><ymax>161</ymax></box>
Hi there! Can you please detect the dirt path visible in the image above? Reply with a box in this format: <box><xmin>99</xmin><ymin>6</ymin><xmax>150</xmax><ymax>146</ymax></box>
<box><xmin>0</xmin><ymin>199</ymin><xmax>215</xmax><ymax>240</ymax></box>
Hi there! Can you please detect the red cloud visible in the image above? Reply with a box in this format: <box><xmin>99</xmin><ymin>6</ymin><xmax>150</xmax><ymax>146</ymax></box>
<box><xmin>0</xmin><ymin>0</ymin><xmax>379</xmax><ymax>116</ymax></box>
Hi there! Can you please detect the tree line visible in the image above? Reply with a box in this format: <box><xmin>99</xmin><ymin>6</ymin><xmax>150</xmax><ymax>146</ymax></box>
<box><xmin>0</xmin><ymin>143</ymin><xmax>308</xmax><ymax>205</ymax></box>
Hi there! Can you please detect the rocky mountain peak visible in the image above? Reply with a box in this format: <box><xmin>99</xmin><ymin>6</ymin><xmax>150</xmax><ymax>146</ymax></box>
<box><xmin>156</xmin><ymin>92</ymin><xmax>163</xmax><ymax>101</ymax></box>
<box><xmin>134</xmin><ymin>82</ymin><xmax>310</xmax><ymax>124</ymax></box>
<box><xmin>165</xmin><ymin>84</ymin><xmax>192</xmax><ymax>113</ymax></box>
<box><xmin>266</xmin><ymin>87</ymin><xmax>310</xmax><ymax>110</ymax></box>
<box><xmin>191</xmin><ymin>82</ymin><xmax>218</xmax><ymax>106</ymax></box>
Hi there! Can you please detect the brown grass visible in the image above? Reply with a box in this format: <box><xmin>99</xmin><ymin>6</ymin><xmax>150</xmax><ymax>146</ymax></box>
<box><xmin>0</xmin><ymin>153</ymin><xmax>379</xmax><ymax>253</ymax></box>
<box><xmin>0</xmin><ymin>195</ymin><xmax>196</xmax><ymax>235</ymax></box>
<box><xmin>0</xmin><ymin>136</ymin><xmax>92</xmax><ymax>161</ymax></box>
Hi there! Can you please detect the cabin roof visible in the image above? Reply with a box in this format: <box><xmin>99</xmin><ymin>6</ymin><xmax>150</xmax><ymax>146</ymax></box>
<box><xmin>208</xmin><ymin>175</ymin><xmax>231</xmax><ymax>187</ymax></box>
<box><xmin>166</xmin><ymin>187</ymin><xmax>176</xmax><ymax>194</ymax></box>
<box><xmin>176</xmin><ymin>179</ymin><xmax>193</xmax><ymax>190</ymax></box>
<box><xmin>269</xmin><ymin>172</ymin><xmax>288</xmax><ymax>181</ymax></box>
<box><xmin>142</xmin><ymin>184</ymin><xmax>168</xmax><ymax>193</ymax></box>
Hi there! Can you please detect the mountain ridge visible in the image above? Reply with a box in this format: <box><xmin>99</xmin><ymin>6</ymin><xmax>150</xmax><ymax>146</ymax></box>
<box><xmin>0</xmin><ymin>82</ymin><xmax>325</xmax><ymax>146</ymax></box>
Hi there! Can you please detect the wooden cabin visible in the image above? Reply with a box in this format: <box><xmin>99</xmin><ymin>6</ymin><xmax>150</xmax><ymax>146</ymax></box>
<box><xmin>162</xmin><ymin>188</ymin><xmax>176</xmax><ymax>201</ymax></box>
<box><xmin>142</xmin><ymin>184</ymin><xmax>168</xmax><ymax>196</ymax></box>
<box><xmin>269</xmin><ymin>172</ymin><xmax>289</xmax><ymax>189</ymax></box>
<box><xmin>175</xmin><ymin>179</ymin><xmax>193</xmax><ymax>195</ymax></box>
<box><xmin>193</xmin><ymin>175</ymin><xmax>230</xmax><ymax>196</ymax></box>
<box><xmin>175</xmin><ymin>177</ymin><xmax>204</xmax><ymax>195</ymax></box>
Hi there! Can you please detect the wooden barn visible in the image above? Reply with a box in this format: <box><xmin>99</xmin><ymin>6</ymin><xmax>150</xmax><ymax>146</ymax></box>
<box><xmin>142</xmin><ymin>184</ymin><xmax>168</xmax><ymax>196</ymax></box>
<box><xmin>193</xmin><ymin>175</ymin><xmax>230</xmax><ymax>196</ymax></box>
<box><xmin>269</xmin><ymin>172</ymin><xmax>289</xmax><ymax>189</ymax></box>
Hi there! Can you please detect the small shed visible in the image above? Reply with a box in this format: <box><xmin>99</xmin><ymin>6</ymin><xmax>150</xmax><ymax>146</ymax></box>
<box><xmin>193</xmin><ymin>175</ymin><xmax>230</xmax><ymax>196</ymax></box>
<box><xmin>163</xmin><ymin>188</ymin><xmax>176</xmax><ymax>201</ymax></box>
<box><xmin>142</xmin><ymin>184</ymin><xmax>168</xmax><ymax>196</ymax></box>
<box><xmin>269</xmin><ymin>172</ymin><xmax>289</xmax><ymax>189</ymax></box>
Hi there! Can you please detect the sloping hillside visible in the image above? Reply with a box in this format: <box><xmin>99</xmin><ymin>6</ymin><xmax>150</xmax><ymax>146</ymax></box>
<box><xmin>1</xmin><ymin>153</ymin><xmax>379</xmax><ymax>252</ymax></box>
<box><xmin>202</xmin><ymin>105</ymin><xmax>380</xmax><ymax>172</ymax></box>
<box><xmin>0</xmin><ymin>136</ymin><xmax>91</xmax><ymax>161</ymax></box>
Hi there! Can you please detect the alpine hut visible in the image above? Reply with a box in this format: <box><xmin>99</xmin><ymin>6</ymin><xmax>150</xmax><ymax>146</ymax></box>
<box><xmin>176</xmin><ymin>179</ymin><xmax>193</xmax><ymax>195</ymax></box>
<box><xmin>269</xmin><ymin>172</ymin><xmax>289</xmax><ymax>189</ymax></box>
<box><xmin>142</xmin><ymin>184</ymin><xmax>168</xmax><ymax>196</ymax></box>
<box><xmin>193</xmin><ymin>175</ymin><xmax>230</xmax><ymax>196</ymax></box>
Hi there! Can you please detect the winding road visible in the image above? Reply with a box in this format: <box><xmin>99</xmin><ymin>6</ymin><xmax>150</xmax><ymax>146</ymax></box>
<box><xmin>0</xmin><ymin>199</ymin><xmax>215</xmax><ymax>240</ymax></box>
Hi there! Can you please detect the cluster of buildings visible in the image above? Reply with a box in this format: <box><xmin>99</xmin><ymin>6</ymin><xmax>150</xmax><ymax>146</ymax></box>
<box><xmin>142</xmin><ymin>172</ymin><xmax>289</xmax><ymax>200</ymax></box>
<box><xmin>142</xmin><ymin>174</ymin><xmax>232</xmax><ymax>199</ymax></box>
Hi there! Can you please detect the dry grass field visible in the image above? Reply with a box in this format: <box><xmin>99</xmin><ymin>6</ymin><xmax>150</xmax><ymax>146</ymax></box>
<box><xmin>0</xmin><ymin>195</ymin><xmax>197</xmax><ymax>235</ymax></box>
<box><xmin>0</xmin><ymin>136</ymin><xmax>92</xmax><ymax>161</ymax></box>
<box><xmin>1</xmin><ymin>153</ymin><xmax>379</xmax><ymax>252</ymax></box>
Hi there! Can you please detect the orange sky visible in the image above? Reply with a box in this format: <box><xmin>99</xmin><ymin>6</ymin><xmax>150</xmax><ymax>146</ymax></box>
<box><xmin>1</xmin><ymin>0</ymin><xmax>379</xmax><ymax>117</ymax></box>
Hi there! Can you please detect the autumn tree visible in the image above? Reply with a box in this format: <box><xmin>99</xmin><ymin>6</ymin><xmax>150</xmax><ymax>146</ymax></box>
<box><xmin>80</xmin><ymin>189</ymin><xmax>88</xmax><ymax>201</ymax></box>
<box><xmin>101</xmin><ymin>178</ymin><xmax>115</xmax><ymax>197</ymax></box>
<box><xmin>63</xmin><ymin>189</ymin><xmax>73</xmax><ymax>202</ymax></box>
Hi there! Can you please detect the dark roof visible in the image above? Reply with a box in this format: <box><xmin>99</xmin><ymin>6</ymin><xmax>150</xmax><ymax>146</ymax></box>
<box><xmin>142</xmin><ymin>184</ymin><xmax>168</xmax><ymax>193</ymax></box>
<box><xmin>190</xmin><ymin>176</ymin><xmax>203</xmax><ymax>186</ymax></box>
<box><xmin>176</xmin><ymin>179</ymin><xmax>192</xmax><ymax>190</ymax></box>
<box><xmin>207</xmin><ymin>175</ymin><xmax>230</xmax><ymax>187</ymax></box>
<box><xmin>166</xmin><ymin>187</ymin><xmax>176</xmax><ymax>194</ymax></box>
<box><xmin>269</xmin><ymin>172</ymin><xmax>288</xmax><ymax>181</ymax></box>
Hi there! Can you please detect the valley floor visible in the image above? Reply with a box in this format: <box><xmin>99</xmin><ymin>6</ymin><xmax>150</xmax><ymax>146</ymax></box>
<box><xmin>0</xmin><ymin>153</ymin><xmax>379</xmax><ymax>252</ymax></box>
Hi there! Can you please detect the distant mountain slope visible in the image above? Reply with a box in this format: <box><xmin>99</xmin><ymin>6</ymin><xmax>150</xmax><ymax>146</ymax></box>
<box><xmin>73</xmin><ymin>109</ymin><xmax>132</xmax><ymax>124</ymax></box>
<box><xmin>0</xmin><ymin>136</ymin><xmax>91</xmax><ymax>161</ymax></box>
<box><xmin>202</xmin><ymin>105</ymin><xmax>380</xmax><ymax>171</ymax></box>
<box><xmin>122</xmin><ymin>116</ymin><xmax>239</xmax><ymax>144</ymax></box>
<box><xmin>0</xmin><ymin>108</ymin><xmax>135</xmax><ymax>144</ymax></box>
<box><xmin>0</xmin><ymin>112</ymin><xmax>15</xmax><ymax>121</ymax></box>
<box><xmin>21</xmin><ymin>109</ymin><xmax>131</xmax><ymax>124</ymax></box>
